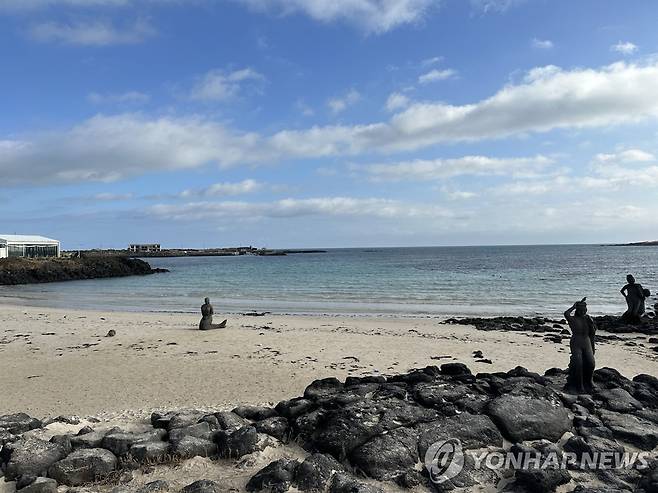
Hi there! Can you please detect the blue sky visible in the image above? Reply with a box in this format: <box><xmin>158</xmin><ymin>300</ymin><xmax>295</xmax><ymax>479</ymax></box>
<box><xmin>2</xmin><ymin>0</ymin><xmax>658</xmax><ymax>249</ymax></box>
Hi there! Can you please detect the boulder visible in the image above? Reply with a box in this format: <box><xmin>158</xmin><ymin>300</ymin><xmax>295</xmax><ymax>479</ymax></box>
<box><xmin>4</xmin><ymin>438</ymin><xmax>67</xmax><ymax>481</ymax></box>
<box><xmin>637</xmin><ymin>465</ymin><xmax>658</xmax><ymax>493</ymax></box>
<box><xmin>216</xmin><ymin>426</ymin><xmax>264</xmax><ymax>458</ymax></box>
<box><xmin>304</xmin><ymin>378</ymin><xmax>344</xmax><ymax>401</ymax></box>
<box><xmin>330</xmin><ymin>473</ymin><xmax>383</xmax><ymax>493</ymax></box>
<box><xmin>593</xmin><ymin>368</ymin><xmax>634</xmax><ymax>392</ymax></box>
<box><xmin>70</xmin><ymin>429</ymin><xmax>109</xmax><ymax>449</ymax></box>
<box><xmin>349</xmin><ymin>427</ymin><xmax>418</xmax><ymax>482</ymax></box>
<box><xmin>254</xmin><ymin>417</ymin><xmax>290</xmax><ymax>442</ymax></box>
<box><xmin>136</xmin><ymin>480</ymin><xmax>171</xmax><ymax>493</ymax></box>
<box><xmin>214</xmin><ymin>411</ymin><xmax>250</xmax><ymax>431</ymax></box>
<box><xmin>246</xmin><ymin>458</ymin><xmax>299</xmax><ymax>493</ymax></box>
<box><xmin>487</xmin><ymin>394</ymin><xmax>571</xmax><ymax>442</ymax></box>
<box><xmin>167</xmin><ymin>411</ymin><xmax>207</xmax><ymax>430</ymax></box>
<box><xmin>514</xmin><ymin>467</ymin><xmax>571</xmax><ymax>493</ymax></box>
<box><xmin>48</xmin><ymin>448</ymin><xmax>117</xmax><ymax>486</ymax></box>
<box><xmin>232</xmin><ymin>405</ymin><xmax>278</xmax><ymax>421</ymax></box>
<box><xmin>440</xmin><ymin>363</ymin><xmax>472</xmax><ymax>376</ymax></box>
<box><xmin>595</xmin><ymin>388</ymin><xmax>643</xmax><ymax>413</ymax></box>
<box><xmin>101</xmin><ymin>429</ymin><xmax>166</xmax><ymax>456</ymax></box>
<box><xmin>417</xmin><ymin>413</ymin><xmax>503</xmax><ymax>457</ymax></box>
<box><xmin>295</xmin><ymin>453</ymin><xmax>344</xmax><ymax>492</ymax></box>
<box><xmin>129</xmin><ymin>440</ymin><xmax>170</xmax><ymax>463</ymax></box>
<box><xmin>309</xmin><ymin>398</ymin><xmax>438</xmax><ymax>459</ymax></box>
<box><xmin>179</xmin><ymin>480</ymin><xmax>222</xmax><ymax>493</ymax></box>
<box><xmin>15</xmin><ymin>477</ymin><xmax>58</xmax><ymax>493</ymax></box>
<box><xmin>168</xmin><ymin>422</ymin><xmax>214</xmax><ymax>443</ymax></box>
<box><xmin>598</xmin><ymin>410</ymin><xmax>658</xmax><ymax>450</ymax></box>
<box><xmin>0</xmin><ymin>413</ymin><xmax>42</xmax><ymax>434</ymax></box>
<box><xmin>275</xmin><ymin>398</ymin><xmax>315</xmax><ymax>419</ymax></box>
<box><xmin>0</xmin><ymin>429</ymin><xmax>15</xmax><ymax>447</ymax></box>
<box><xmin>170</xmin><ymin>436</ymin><xmax>217</xmax><ymax>459</ymax></box>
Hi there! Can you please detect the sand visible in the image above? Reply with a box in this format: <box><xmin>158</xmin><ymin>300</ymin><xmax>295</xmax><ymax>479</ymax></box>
<box><xmin>1</xmin><ymin>304</ymin><xmax>656</xmax><ymax>418</ymax></box>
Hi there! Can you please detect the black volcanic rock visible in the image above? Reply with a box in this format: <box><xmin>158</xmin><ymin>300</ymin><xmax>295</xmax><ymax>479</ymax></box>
<box><xmin>4</xmin><ymin>438</ymin><xmax>67</xmax><ymax>481</ymax></box>
<box><xmin>48</xmin><ymin>448</ymin><xmax>117</xmax><ymax>486</ymax></box>
<box><xmin>487</xmin><ymin>394</ymin><xmax>572</xmax><ymax>442</ymax></box>
<box><xmin>4</xmin><ymin>363</ymin><xmax>658</xmax><ymax>492</ymax></box>
<box><xmin>295</xmin><ymin>453</ymin><xmax>344</xmax><ymax>492</ymax></box>
<box><xmin>349</xmin><ymin>427</ymin><xmax>418</xmax><ymax>482</ymax></box>
<box><xmin>246</xmin><ymin>458</ymin><xmax>299</xmax><ymax>493</ymax></box>
<box><xmin>0</xmin><ymin>413</ymin><xmax>42</xmax><ymax>435</ymax></box>
<box><xmin>0</xmin><ymin>256</ymin><xmax>168</xmax><ymax>285</ymax></box>
<box><xmin>254</xmin><ymin>416</ymin><xmax>290</xmax><ymax>442</ymax></box>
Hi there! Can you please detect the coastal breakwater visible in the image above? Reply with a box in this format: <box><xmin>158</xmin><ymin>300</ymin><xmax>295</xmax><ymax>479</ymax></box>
<box><xmin>0</xmin><ymin>257</ymin><xmax>168</xmax><ymax>286</ymax></box>
<box><xmin>1</xmin><ymin>364</ymin><xmax>657</xmax><ymax>492</ymax></box>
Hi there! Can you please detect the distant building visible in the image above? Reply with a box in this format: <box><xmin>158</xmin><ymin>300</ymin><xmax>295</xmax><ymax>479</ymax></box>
<box><xmin>128</xmin><ymin>244</ymin><xmax>161</xmax><ymax>253</ymax></box>
<box><xmin>0</xmin><ymin>235</ymin><xmax>60</xmax><ymax>259</ymax></box>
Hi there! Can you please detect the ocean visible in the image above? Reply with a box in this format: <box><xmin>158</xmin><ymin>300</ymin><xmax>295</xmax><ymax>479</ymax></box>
<box><xmin>1</xmin><ymin>245</ymin><xmax>657</xmax><ymax>318</ymax></box>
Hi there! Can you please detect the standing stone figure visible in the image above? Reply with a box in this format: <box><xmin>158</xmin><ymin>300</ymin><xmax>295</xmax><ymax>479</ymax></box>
<box><xmin>620</xmin><ymin>274</ymin><xmax>647</xmax><ymax>324</ymax></box>
<box><xmin>564</xmin><ymin>297</ymin><xmax>596</xmax><ymax>394</ymax></box>
<box><xmin>199</xmin><ymin>297</ymin><xmax>227</xmax><ymax>330</ymax></box>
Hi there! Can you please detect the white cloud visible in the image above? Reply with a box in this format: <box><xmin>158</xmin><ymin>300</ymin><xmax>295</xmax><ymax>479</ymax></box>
<box><xmin>360</xmin><ymin>155</ymin><xmax>553</xmax><ymax>181</ymax></box>
<box><xmin>421</xmin><ymin>56</ymin><xmax>443</xmax><ymax>66</ymax></box>
<box><xmin>27</xmin><ymin>18</ymin><xmax>155</xmax><ymax>45</ymax></box>
<box><xmin>611</xmin><ymin>41</ymin><xmax>638</xmax><ymax>55</ymax></box>
<box><xmin>190</xmin><ymin>68</ymin><xmax>264</xmax><ymax>102</ymax></box>
<box><xmin>418</xmin><ymin>68</ymin><xmax>456</xmax><ymax>84</ymax></box>
<box><xmin>93</xmin><ymin>192</ymin><xmax>134</xmax><ymax>201</ymax></box>
<box><xmin>149</xmin><ymin>196</ymin><xmax>456</xmax><ymax>221</ymax></box>
<box><xmin>327</xmin><ymin>89</ymin><xmax>360</xmax><ymax>114</ymax></box>
<box><xmin>6</xmin><ymin>61</ymin><xmax>658</xmax><ymax>186</ymax></box>
<box><xmin>385</xmin><ymin>92</ymin><xmax>410</xmax><ymax>112</ymax></box>
<box><xmin>295</xmin><ymin>99</ymin><xmax>314</xmax><ymax>116</ymax></box>
<box><xmin>179</xmin><ymin>179</ymin><xmax>263</xmax><ymax>198</ymax></box>
<box><xmin>593</xmin><ymin>149</ymin><xmax>654</xmax><ymax>164</ymax></box>
<box><xmin>471</xmin><ymin>0</ymin><xmax>525</xmax><ymax>13</ymax></box>
<box><xmin>498</xmin><ymin>148</ymin><xmax>658</xmax><ymax>195</ymax></box>
<box><xmin>445</xmin><ymin>190</ymin><xmax>477</xmax><ymax>200</ymax></box>
<box><xmin>0</xmin><ymin>114</ymin><xmax>267</xmax><ymax>185</ymax></box>
<box><xmin>87</xmin><ymin>91</ymin><xmax>150</xmax><ymax>104</ymax></box>
<box><xmin>531</xmin><ymin>38</ymin><xmax>553</xmax><ymax>49</ymax></box>
<box><xmin>236</xmin><ymin>0</ymin><xmax>435</xmax><ymax>34</ymax></box>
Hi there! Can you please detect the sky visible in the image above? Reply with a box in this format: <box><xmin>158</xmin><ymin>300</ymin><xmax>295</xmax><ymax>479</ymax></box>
<box><xmin>2</xmin><ymin>0</ymin><xmax>658</xmax><ymax>249</ymax></box>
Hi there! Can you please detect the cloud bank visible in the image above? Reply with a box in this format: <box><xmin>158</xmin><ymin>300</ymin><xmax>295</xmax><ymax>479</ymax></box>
<box><xmin>4</xmin><ymin>61</ymin><xmax>658</xmax><ymax>185</ymax></box>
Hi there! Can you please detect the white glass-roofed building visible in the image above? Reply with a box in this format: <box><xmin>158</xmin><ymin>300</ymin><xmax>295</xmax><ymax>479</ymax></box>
<box><xmin>0</xmin><ymin>235</ymin><xmax>60</xmax><ymax>259</ymax></box>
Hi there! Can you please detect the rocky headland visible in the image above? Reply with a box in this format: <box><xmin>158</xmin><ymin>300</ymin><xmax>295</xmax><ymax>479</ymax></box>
<box><xmin>1</xmin><ymin>363</ymin><xmax>658</xmax><ymax>493</ymax></box>
<box><xmin>0</xmin><ymin>257</ymin><xmax>168</xmax><ymax>286</ymax></box>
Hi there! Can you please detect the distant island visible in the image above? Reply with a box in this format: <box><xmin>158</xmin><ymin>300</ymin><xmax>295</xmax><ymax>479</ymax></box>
<box><xmin>68</xmin><ymin>246</ymin><xmax>328</xmax><ymax>258</ymax></box>
<box><xmin>614</xmin><ymin>240</ymin><xmax>658</xmax><ymax>247</ymax></box>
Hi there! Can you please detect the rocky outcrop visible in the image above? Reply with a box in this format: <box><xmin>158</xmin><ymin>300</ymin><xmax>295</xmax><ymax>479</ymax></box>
<box><xmin>445</xmin><ymin>314</ymin><xmax>658</xmax><ymax>335</ymax></box>
<box><xmin>1</xmin><ymin>364</ymin><xmax>657</xmax><ymax>492</ymax></box>
<box><xmin>0</xmin><ymin>256</ymin><xmax>168</xmax><ymax>285</ymax></box>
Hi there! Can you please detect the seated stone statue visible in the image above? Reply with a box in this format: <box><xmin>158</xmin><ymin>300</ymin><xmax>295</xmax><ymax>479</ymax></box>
<box><xmin>621</xmin><ymin>274</ymin><xmax>646</xmax><ymax>324</ymax></box>
<box><xmin>564</xmin><ymin>297</ymin><xmax>596</xmax><ymax>394</ymax></box>
<box><xmin>199</xmin><ymin>297</ymin><xmax>227</xmax><ymax>330</ymax></box>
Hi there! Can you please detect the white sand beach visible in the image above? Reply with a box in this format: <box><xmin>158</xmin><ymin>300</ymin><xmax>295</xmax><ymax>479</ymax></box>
<box><xmin>1</xmin><ymin>304</ymin><xmax>656</xmax><ymax>418</ymax></box>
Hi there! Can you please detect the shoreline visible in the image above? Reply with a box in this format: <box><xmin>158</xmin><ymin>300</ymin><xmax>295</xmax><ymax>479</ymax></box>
<box><xmin>0</xmin><ymin>293</ymin><xmax>629</xmax><ymax>319</ymax></box>
<box><xmin>1</xmin><ymin>303</ymin><xmax>656</xmax><ymax>419</ymax></box>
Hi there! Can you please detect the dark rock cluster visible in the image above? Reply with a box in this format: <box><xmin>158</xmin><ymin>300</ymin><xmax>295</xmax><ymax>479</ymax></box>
<box><xmin>444</xmin><ymin>314</ymin><xmax>658</xmax><ymax>336</ymax></box>
<box><xmin>2</xmin><ymin>364</ymin><xmax>657</xmax><ymax>492</ymax></box>
<box><xmin>0</xmin><ymin>256</ymin><xmax>168</xmax><ymax>286</ymax></box>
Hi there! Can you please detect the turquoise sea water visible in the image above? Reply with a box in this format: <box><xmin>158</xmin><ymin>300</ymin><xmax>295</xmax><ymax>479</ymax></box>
<box><xmin>1</xmin><ymin>245</ymin><xmax>657</xmax><ymax>317</ymax></box>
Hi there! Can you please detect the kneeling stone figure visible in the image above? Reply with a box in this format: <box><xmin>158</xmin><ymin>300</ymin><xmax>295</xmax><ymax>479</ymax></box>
<box><xmin>199</xmin><ymin>297</ymin><xmax>227</xmax><ymax>330</ymax></box>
